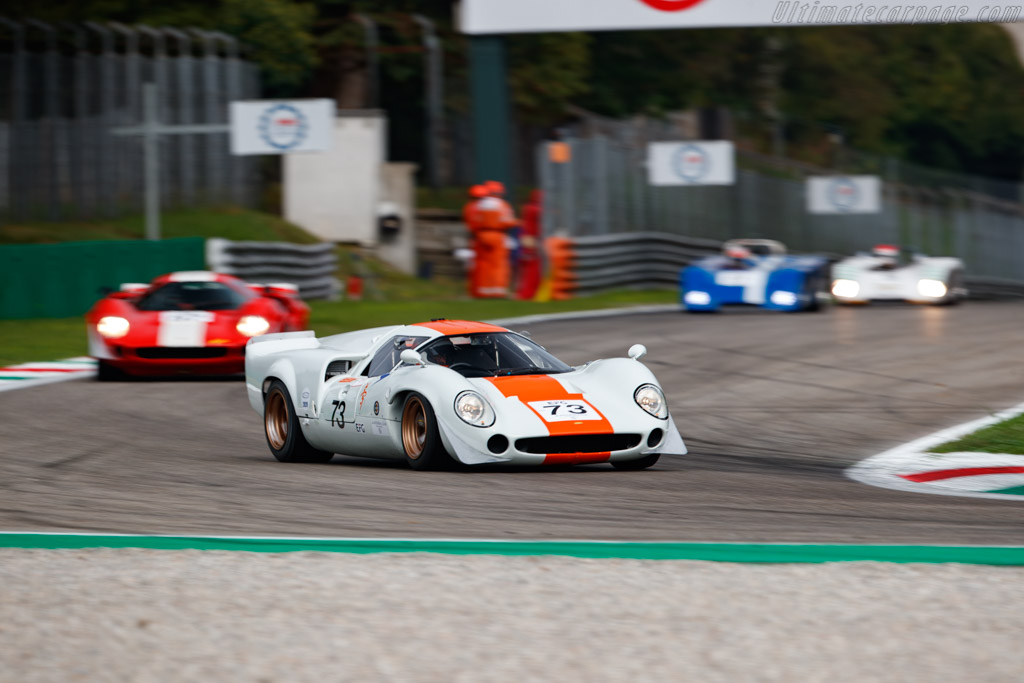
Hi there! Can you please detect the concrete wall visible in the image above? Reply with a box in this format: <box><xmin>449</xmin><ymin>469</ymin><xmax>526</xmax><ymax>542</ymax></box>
<box><xmin>283</xmin><ymin>113</ymin><xmax>420</xmax><ymax>275</ymax></box>
<box><xmin>284</xmin><ymin>112</ymin><xmax>385</xmax><ymax>246</ymax></box>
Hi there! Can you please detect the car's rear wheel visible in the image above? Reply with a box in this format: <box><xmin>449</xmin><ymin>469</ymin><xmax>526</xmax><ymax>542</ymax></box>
<box><xmin>401</xmin><ymin>392</ymin><xmax>453</xmax><ymax>471</ymax></box>
<box><xmin>264</xmin><ymin>380</ymin><xmax>333</xmax><ymax>463</ymax></box>
<box><xmin>611</xmin><ymin>453</ymin><xmax>661</xmax><ymax>471</ymax></box>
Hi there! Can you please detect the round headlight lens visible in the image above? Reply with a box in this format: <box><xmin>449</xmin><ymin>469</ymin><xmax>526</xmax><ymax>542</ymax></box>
<box><xmin>237</xmin><ymin>315</ymin><xmax>271</xmax><ymax>337</ymax></box>
<box><xmin>634</xmin><ymin>384</ymin><xmax>668</xmax><ymax>419</ymax></box>
<box><xmin>97</xmin><ymin>316</ymin><xmax>130</xmax><ymax>339</ymax></box>
<box><xmin>454</xmin><ymin>390</ymin><xmax>495</xmax><ymax>427</ymax></box>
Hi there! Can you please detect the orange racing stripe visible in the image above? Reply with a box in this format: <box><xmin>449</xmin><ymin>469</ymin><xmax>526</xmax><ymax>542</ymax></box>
<box><xmin>485</xmin><ymin>375</ymin><xmax>613</xmax><ymax>464</ymax></box>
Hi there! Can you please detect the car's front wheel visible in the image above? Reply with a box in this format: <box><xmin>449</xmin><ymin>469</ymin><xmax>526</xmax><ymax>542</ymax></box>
<box><xmin>611</xmin><ymin>453</ymin><xmax>661</xmax><ymax>471</ymax></box>
<box><xmin>401</xmin><ymin>392</ymin><xmax>454</xmax><ymax>471</ymax></box>
<box><xmin>264</xmin><ymin>380</ymin><xmax>333</xmax><ymax>463</ymax></box>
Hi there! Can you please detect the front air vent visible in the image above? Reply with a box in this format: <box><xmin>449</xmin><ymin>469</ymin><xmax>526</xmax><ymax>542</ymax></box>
<box><xmin>515</xmin><ymin>434</ymin><xmax>641</xmax><ymax>455</ymax></box>
<box><xmin>325</xmin><ymin>360</ymin><xmax>351</xmax><ymax>381</ymax></box>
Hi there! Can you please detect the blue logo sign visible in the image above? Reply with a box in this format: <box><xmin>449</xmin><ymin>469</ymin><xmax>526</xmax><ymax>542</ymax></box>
<box><xmin>259</xmin><ymin>104</ymin><xmax>309</xmax><ymax>151</ymax></box>
<box><xmin>672</xmin><ymin>143</ymin><xmax>711</xmax><ymax>183</ymax></box>
<box><xmin>827</xmin><ymin>176</ymin><xmax>860</xmax><ymax>213</ymax></box>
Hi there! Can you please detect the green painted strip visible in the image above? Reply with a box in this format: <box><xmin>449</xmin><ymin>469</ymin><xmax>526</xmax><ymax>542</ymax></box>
<box><xmin>1</xmin><ymin>534</ymin><xmax>1023</xmax><ymax>565</ymax></box>
<box><xmin>989</xmin><ymin>485</ymin><xmax>1024</xmax><ymax>496</ymax></box>
<box><xmin>0</xmin><ymin>376</ymin><xmax>33</xmax><ymax>380</ymax></box>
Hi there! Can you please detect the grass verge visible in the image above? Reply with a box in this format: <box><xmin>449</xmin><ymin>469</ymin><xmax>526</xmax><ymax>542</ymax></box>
<box><xmin>0</xmin><ymin>290</ymin><xmax>675</xmax><ymax>368</ymax></box>
<box><xmin>931</xmin><ymin>413</ymin><xmax>1024</xmax><ymax>455</ymax></box>
<box><xmin>0</xmin><ymin>206</ymin><xmax>320</xmax><ymax>245</ymax></box>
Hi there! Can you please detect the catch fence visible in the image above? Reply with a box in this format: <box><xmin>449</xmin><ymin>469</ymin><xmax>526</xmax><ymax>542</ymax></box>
<box><xmin>0</xmin><ymin>19</ymin><xmax>261</xmax><ymax>223</ymax></box>
<box><xmin>538</xmin><ymin>137</ymin><xmax>1024</xmax><ymax>285</ymax></box>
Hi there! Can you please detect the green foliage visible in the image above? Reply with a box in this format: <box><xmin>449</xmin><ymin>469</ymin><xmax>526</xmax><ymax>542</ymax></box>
<box><xmin>506</xmin><ymin>33</ymin><xmax>592</xmax><ymax>122</ymax></box>
<box><xmin>220</xmin><ymin>0</ymin><xmax>318</xmax><ymax>91</ymax></box>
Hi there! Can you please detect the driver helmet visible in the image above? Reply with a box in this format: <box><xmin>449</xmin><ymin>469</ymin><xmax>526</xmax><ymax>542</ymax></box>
<box><xmin>469</xmin><ymin>184</ymin><xmax>488</xmax><ymax>199</ymax></box>
<box><xmin>871</xmin><ymin>244</ymin><xmax>900</xmax><ymax>265</ymax></box>
<box><xmin>724</xmin><ymin>244</ymin><xmax>752</xmax><ymax>261</ymax></box>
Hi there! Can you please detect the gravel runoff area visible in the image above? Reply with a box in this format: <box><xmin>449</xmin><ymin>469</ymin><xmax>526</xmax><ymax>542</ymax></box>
<box><xmin>3</xmin><ymin>549</ymin><xmax>1024</xmax><ymax>682</ymax></box>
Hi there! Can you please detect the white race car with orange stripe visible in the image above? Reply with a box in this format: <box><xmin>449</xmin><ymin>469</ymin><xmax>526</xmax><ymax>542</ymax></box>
<box><xmin>245</xmin><ymin>319</ymin><xmax>686</xmax><ymax>470</ymax></box>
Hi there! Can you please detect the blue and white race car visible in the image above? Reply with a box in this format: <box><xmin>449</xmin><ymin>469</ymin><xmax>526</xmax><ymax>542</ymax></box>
<box><xmin>680</xmin><ymin>239</ymin><xmax>828</xmax><ymax>313</ymax></box>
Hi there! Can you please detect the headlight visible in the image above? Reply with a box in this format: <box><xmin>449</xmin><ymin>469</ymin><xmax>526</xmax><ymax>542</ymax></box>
<box><xmin>97</xmin><ymin>316</ymin><xmax>130</xmax><ymax>339</ymax></box>
<box><xmin>236</xmin><ymin>315</ymin><xmax>270</xmax><ymax>337</ymax></box>
<box><xmin>684</xmin><ymin>291</ymin><xmax>711</xmax><ymax>306</ymax></box>
<box><xmin>770</xmin><ymin>290</ymin><xmax>797</xmax><ymax>306</ymax></box>
<box><xmin>917</xmin><ymin>279</ymin><xmax>947</xmax><ymax>298</ymax></box>
<box><xmin>831</xmin><ymin>279</ymin><xmax>860</xmax><ymax>298</ymax></box>
<box><xmin>454</xmin><ymin>390</ymin><xmax>495</xmax><ymax>427</ymax></box>
<box><xmin>634</xmin><ymin>384</ymin><xmax>668</xmax><ymax>420</ymax></box>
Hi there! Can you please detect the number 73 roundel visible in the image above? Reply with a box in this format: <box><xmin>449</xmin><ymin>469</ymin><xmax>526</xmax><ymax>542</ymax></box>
<box><xmin>528</xmin><ymin>399</ymin><xmax>602</xmax><ymax>422</ymax></box>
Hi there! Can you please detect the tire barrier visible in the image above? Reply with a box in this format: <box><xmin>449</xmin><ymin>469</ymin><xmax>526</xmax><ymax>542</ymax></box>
<box><xmin>206</xmin><ymin>238</ymin><xmax>341</xmax><ymax>300</ymax></box>
<box><xmin>546</xmin><ymin>232</ymin><xmax>723</xmax><ymax>298</ymax></box>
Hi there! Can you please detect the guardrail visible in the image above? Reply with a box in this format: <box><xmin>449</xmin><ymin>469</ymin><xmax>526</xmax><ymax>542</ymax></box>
<box><xmin>545</xmin><ymin>232</ymin><xmax>1024</xmax><ymax>300</ymax></box>
<box><xmin>206</xmin><ymin>238</ymin><xmax>341</xmax><ymax>300</ymax></box>
<box><xmin>546</xmin><ymin>232</ymin><xmax>722</xmax><ymax>298</ymax></box>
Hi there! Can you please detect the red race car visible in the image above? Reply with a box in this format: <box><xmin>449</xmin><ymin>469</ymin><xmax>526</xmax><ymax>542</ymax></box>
<box><xmin>86</xmin><ymin>271</ymin><xmax>310</xmax><ymax>380</ymax></box>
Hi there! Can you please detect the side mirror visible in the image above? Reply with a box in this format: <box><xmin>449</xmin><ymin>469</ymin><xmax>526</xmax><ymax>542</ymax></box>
<box><xmin>400</xmin><ymin>349</ymin><xmax>423</xmax><ymax>366</ymax></box>
<box><xmin>628</xmin><ymin>344</ymin><xmax>647</xmax><ymax>360</ymax></box>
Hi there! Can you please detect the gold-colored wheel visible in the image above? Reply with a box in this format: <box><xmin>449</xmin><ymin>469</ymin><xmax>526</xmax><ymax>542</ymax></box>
<box><xmin>402</xmin><ymin>396</ymin><xmax>427</xmax><ymax>459</ymax></box>
<box><xmin>265</xmin><ymin>389</ymin><xmax>289</xmax><ymax>450</ymax></box>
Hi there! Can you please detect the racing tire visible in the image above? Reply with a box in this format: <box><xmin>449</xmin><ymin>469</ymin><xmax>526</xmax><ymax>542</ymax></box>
<box><xmin>611</xmin><ymin>453</ymin><xmax>661</xmax><ymax>471</ymax></box>
<box><xmin>96</xmin><ymin>360</ymin><xmax>124</xmax><ymax>382</ymax></box>
<box><xmin>401</xmin><ymin>392</ymin><xmax>454</xmax><ymax>471</ymax></box>
<box><xmin>263</xmin><ymin>380</ymin><xmax>333</xmax><ymax>463</ymax></box>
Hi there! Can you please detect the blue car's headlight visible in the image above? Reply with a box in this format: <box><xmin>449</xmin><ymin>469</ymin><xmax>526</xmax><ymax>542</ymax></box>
<box><xmin>454</xmin><ymin>390</ymin><xmax>495</xmax><ymax>427</ymax></box>
<box><xmin>634</xmin><ymin>384</ymin><xmax>668</xmax><ymax>420</ymax></box>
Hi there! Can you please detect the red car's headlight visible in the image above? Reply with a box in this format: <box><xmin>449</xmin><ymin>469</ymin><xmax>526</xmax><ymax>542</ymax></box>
<box><xmin>237</xmin><ymin>315</ymin><xmax>271</xmax><ymax>337</ymax></box>
<box><xmin>97</xmin><ymin>316</ymin><xmax>130</xmax><ymax>339</ymax></box>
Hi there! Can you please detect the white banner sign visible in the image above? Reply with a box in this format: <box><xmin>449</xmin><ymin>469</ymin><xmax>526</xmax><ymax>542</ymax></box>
<box><xmin>459</xmin><ymin>0</ymin><xmax>1022</xmax><ymax>34</ymax></box>
<box><xmin>230</xmin><ymin>99</ymin><xmax>336</xmax><ymax>156</ymax></box>
<box><xmin>647</xmin><ymin>141</ymin><xmax>735</xmax><ymax>186</ymax></box>
<box><xmin>807</xmin><ymin>176</ymin><xmax>882</xmax><ymax>214</ymax></box>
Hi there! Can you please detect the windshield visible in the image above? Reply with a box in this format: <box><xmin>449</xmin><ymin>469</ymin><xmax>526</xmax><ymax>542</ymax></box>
<box><xmin>419</xmin><ymin>332</ymin><xmax>572</xmax><ymax>378</ymax></box>
<box><xmin>135</xmin><ymin>281</ymin><xmax>250</xmax><ymax>312</ymax></box>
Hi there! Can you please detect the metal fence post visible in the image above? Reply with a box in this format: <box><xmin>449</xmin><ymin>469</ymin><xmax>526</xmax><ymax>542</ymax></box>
<box><xmin>0</xmin><ymin>18</ymin><xmax>26</xmax><ymax>221</ymax></box>
<box><xmin>163</xmin><ymin>27</ymin><xmax>195</xmax><ymax>206</ymax></box>
<box><xmin>413</xmin><ymin>14</ymin><xmax>443</xmax><ymax>189</ymax></box>
<box><xmin>212</xmin><ymin>31</ymin><xmax>242</xmax><ymax>206</ymax></box>
<box><xmin>138</xmin><ymin>25</ymin><xmax>170</xmax><ymax>206</ymax></box>
<box><xmin>353</xmin><ymin>15</ymin><xmax>379</xmax><ymax>108</ymax></box>
<box><xmin>63</xmin><ymin>22</ymin><xmax>89</xmax><ymax>218</ymax></box>
<box><xmin>110</xmin><ymin>22</ymin><xmax>142</xmax><ymax>209</ymax></box>
<box><xmin>85</xmin><ymin>22</ymin><xmax>117</xmax><ymax>217</ymax></box>
<box><xmin>191</xmin><ymin>28</ymin><xmax>223</xmax><ymax>203</ymax></box>
<box><xmin>27</xmin><ymin>20</ymin><xmax>60</xmax><ymax>220</ymax></box>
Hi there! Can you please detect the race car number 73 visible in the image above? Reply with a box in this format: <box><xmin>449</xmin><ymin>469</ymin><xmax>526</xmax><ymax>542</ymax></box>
<box><xmin>528</xmin><ymin>399</ymin><xmax>602</xmax><ymax>422</ymax></box>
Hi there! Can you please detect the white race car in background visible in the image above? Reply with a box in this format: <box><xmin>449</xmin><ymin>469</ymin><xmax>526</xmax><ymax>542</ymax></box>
<box><xmin>831</xmin><ymin>245</ymin><xmax>967</xmax><ymax>305</ymax></box>
<box><xmin>245</xmin><ymin>319</ymin><xmax>686</xmax><ymax>470</ymax></box>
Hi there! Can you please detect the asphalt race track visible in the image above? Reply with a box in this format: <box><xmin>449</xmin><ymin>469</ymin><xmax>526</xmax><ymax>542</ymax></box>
<box><xmin>1</xmin><ymin>303</ymin><xmax>1022</xmax><ymax>544</ymax></box>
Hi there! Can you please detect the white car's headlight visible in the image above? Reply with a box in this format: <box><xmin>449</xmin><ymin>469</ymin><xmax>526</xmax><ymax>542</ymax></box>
<box><xmin>917</xmin><ymin>279</ymin><xmax>947</xmax><ymax>298</ymax></box>
<box><xmin>634</xmin><ymin>384</ymin><xmax>668</xmax><ymax>420</ymax></box>
<box><xmin>454</xmin><ymin>390</ymin><xmax>495</xmax><ymax>427</ymax></box>
<box><xmin>237</xmin><ymin>315</ymin><xmax>271</xmax><ymax>337</ymax></box>
<box><xmin>831</xmin><ymin>279</ymin><xmax>860</xmax><ymax>298</ymax></box>
<box><xmin>97</xmin><ymin>316</ymin><xmax>130</xmax><ymax>339</ymax></box>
